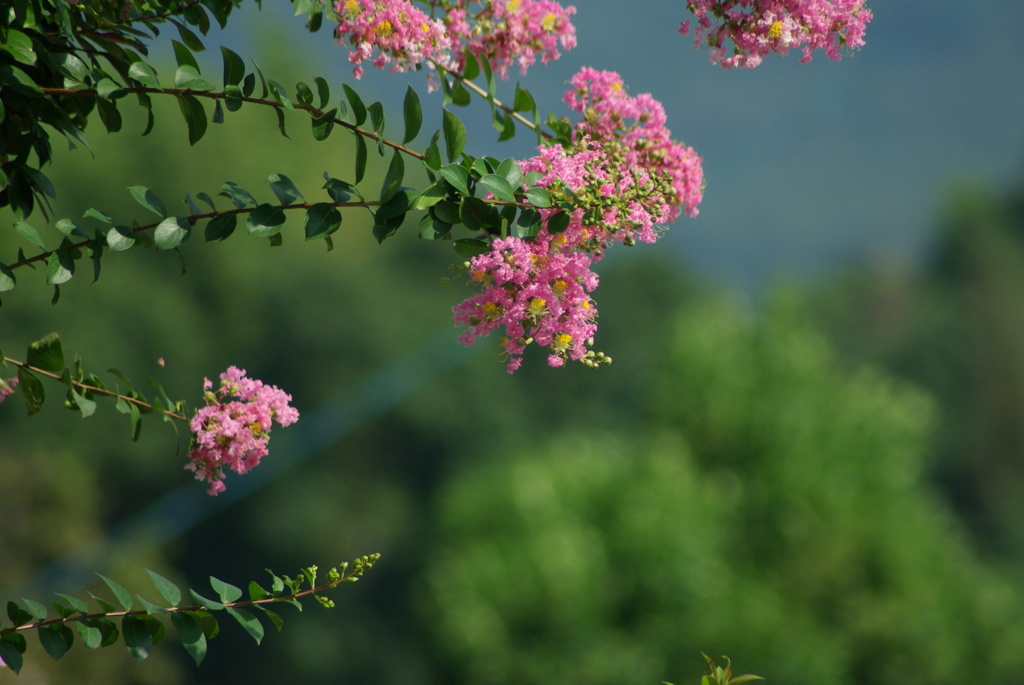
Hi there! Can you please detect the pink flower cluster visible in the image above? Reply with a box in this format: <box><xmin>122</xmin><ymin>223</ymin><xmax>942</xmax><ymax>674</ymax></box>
<box><xmin>0</xmin><ymin>376</ymin><xmax>18</xmax><ymax>403</ymax></box>
<box><xmin>680</xmin><ymin>0</ymin><xmax>872</xmax><ymax>69</ymax></box>
<box><xmin>332</xmin><ymin>0</ymin><xmax>576</xmax><ymax>79</ymax></box>
<box><xmin>454</xmin><ymin>234</ymin><xmax>599</xmax><ymax>372</ymax></box>
<box><xmin>445</xmin><ymin>0</ymin><xmax>577</xmax><ymax>79</ymax></box>
<box><xmin>186</xmin><ymin>367</ymin><xmax>299</xmax><ymax>495</ymax></box>
<box><xmin>334</xmin><ymin>0</ymin><xmax>454</xmax><ymax>78</ymax></box>
<box><xmin>454</xmin><ymin>69</ymin><xmax>704</xmax><ymax>372</ymax></box>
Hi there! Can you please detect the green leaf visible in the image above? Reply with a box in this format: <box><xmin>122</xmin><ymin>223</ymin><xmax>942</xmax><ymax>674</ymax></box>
<box><xmin>128</xmin><ymin>61</ymin><xmax>161</xmax><ymax>89</ymax></box>
<box><xmin>173</xmin><ymin>19</ymin><xmax>206</xmax><ymax>51</ymax></box>
<box><xmin>88</xmin><ymin>593</ymin><xmax>117</xmax><ymax>613</ymax></box>
<box><xmin>69</xmin><ymin>387</ymin><xmax>97</xmax><ymax>418</ymax></box>
<box><xmin>129</xmin><ymin>186</ymin><xmax>168</xmax><ymax>218</ymax></box>
<box><xmin>77</xmin><ymin>620</ymin><xmax>104</xmax><ymax>650</ymax></box>
<box><xmin>439</xmin><ymin>165</ymin><xmax>471</xmax><ymax>196</ymax></box>
<box><xmin>177</xmin><ymin>94</ymin><xmax>208</xmax><ymax>145</ymax></box>
<box><xmin>189</xmin><ymin>590</ymin><xmax>224</xmax><ymax>611</ymax></box>
<box><xmin>246</xmin><ymin>204</ymin><xmax>286</xmax><ymax>237</ymax></box>
<box><xmin>295</xmin><ymin>81</ymin><xmax>313</xmax><ymax>105</ymax></box>
<box><xmin>342</xmin><ymin>83</ymin><xmax>367</xmax><ymax>126</ymax></box>
<box><xmin>354</xmin><ymin>135</ymin><xmax>367</xmax><ymax>185</ymax></box>
<box><xmin>247</xmin><ymin>582</ymin><xmax>269</xmax><ymax>601</ymax></box>
<box><xmin>401</xmin><ymin>85</ymin><xmax>422</xmax><ymax>144</ymax></box>
<box><xmin>322</xmin><ymin>175</ymin><xmax>361</xmax><ymax>203</ymax></box>
<box><xmin>478</xmin><ymin>174</ymin><xmax>517</xmax><ymax>203</ymax></box>
<box><xmin>54</xmin><ymin>593</ymin><xmax>88</xmax><ymax>614</ymax></box>
<box><xmin>368</xmin><ymin>101</ymin><xmax>385</xmax><ymax>153</ymax></box>
<box><xmin>98</xmin><ymin>574</ymin><xmax>134</xmax><ymax>611</ymax></box>
<box><xmin>209</xmin><ymin>577</ymin><xmax>243</xmax><ymax>604</ymax></box>
<box><xmin>122</xmin><ymin>616</ymin><xmax>152</xmax><ymax>661</ymax></box>
<box><xmin>21</xmin><ymin>597</ymin><xmax>47</xmax><ymax>621</ymax></box>
<box><xmin>547</xmin><ymin>209</ymin><xmax>571</xmax><ymax>234</ymax></box>
<box><xmin>226</xmin><ymin>607</ymin><xmax>264</xmax><ymax>644</ymax></box>
<box><xmin>0</xmin><ymin>264</ymin><xmax>15</xmax><ymax>292</ymax></box>
<box><xmin>171</xmin><ymin>39</ymin><xmax>199</xmax><ymax>70</ymax></box>
<box><xmin>39</xmin><ymin>625</ymin><xmax>72</xmax><ymax>660</ymax></box>
<box><xmin>431</xmin><ymin>199</ymin><xmax>461</xmax><ymax>225</ymax></box>
<box><xmin>410</xmin><ymin>178</ymin><xmax>448</xmax><ymax>211</ymax></box>
<box><xmin>525</xmin><ymin>187</ymin><xmax>551</xmax><ymax>208</ymax></box>
<box><xmin>268</xmin><ymin>174</ymin><xmax>304</xmax><ymax>205</ymax></box>
<box><xmin>304</xmin><ymin>203</ymin><xmax>341</xmax><ymax>240</ymax></box>
<box><xmin>312</xmin><ymin>108</ymin><xmax>336</xmax><ymax>140</ymax></box>
<box><xmin>460</xmin><ymin>196</ymin><xmax>494</xmax><ymax>232</ymax></box>
<box><xmin>463</xmin><ymin>51</ymin><xmax>480</xmax><ymax>80</ymax></box>
<box><xmin>255</xmin><ymin>606</ymin><xmax>284</xmax><ymax>632</ymax></box>
<box><xmin>0</xmin><ymin>638</ymin><xmax>24</xmax><ymax>674</ymax></box>
<box><xmin>14</xmin><ymin>221</ymin><xmax>46</xmax><ymax>250</ymax></box>
<box><xmin>314</xmin><ymin>76</ymin><xmax>331</xmax><ymax>108</ymax></box>
<box><xmin>17</xmin><ymin>368</ymin><xmax>44</xmax><ymax>415</ymax></box>
<box><xmin>174</xmin><ymin>65</ymin><xmax>213</xmax><ymax>91</ymax></box>
<box><xmin>205</xmin><ymin>213</ymin><xmax>237</xmax><ymax>241</ymax></box>
<box><xmin>154</xmin><ymin>217</ymin><xmax>190</xmax><ymax>250</ymax></box>
<box><xmin>379</xmin><ymin>150</ymin><xmax>405</xmax><ymax>204</ymax></box>
<box><xmin>146</xmin><ymin>569</ymin><xmax>182</xmax><ymax>605</ymax></box>
<box><xmin>96</xmin><ymin>77</ymin><xmax>127</xmax><ymax>100</ymax></box>
<box><xmin>417</xmin><ymin>213</ymin><xmax>452</xmax><ymax>240</ymax></box>
<box><xmin>454</xmin><ymin>238</ymin><xmax>490</xmax><ymax>258</ymax></box>
<box><xmin>516</xmin><ymin>208</ymin><xmax>542</xmax><ymax>238</ymax></box>
<box><xmin>513</xmin><ymin>83</ymin><xmax>536</xmax><ymax>112</ymax></box>
<box><xmin>171</xmin><ymin>612</ymin><xmax>207</xmax><ymax>666</ymax></box>
<box><xmin>220</xmin><ymin>181</ymin><xmax>258</xmax><ymax>208</ymax></box>
<box><xmin>27</xmin><ymin>333</ymin><xmax>64</xmax><ymax>372</ymax></box>
<box><xmin>442</xmin><ymin>108</ymin><xmax>467</xmax><ymax>163</ymax></box>
<box><xmin>137</xmin><ymin>595</ymin><xmax>168</xmax><ymax>615</ymax></box>
<box><xmin>497</xmin><ymin>158</ymin><xmax>524</xmax><ymax>188</ymax></box>
<box><xmin>107</xmin><ymin>225</ymin><xmax>136</xmax><ymax>251</ymax></box>
<box><xmin>7</xmin><ymin>601</ymin><xmax>32</xmax><ymax>626</ymax></box>
<box><xmin>220</xmin><ymin>46</ymin><xmax>245</xmax><ymax>86</ymax></box>
<box><xmin>0</xmin><ymin>29</ymin><xmax>37</xmax><ymax>66</ymax></box>
<box><xmin>268</xmin><ymin>80</ymin><xmax>294</xmax><ymax>111</ymax></box>
<box><xmin>424</xmin><ymin>131</ymin><xmax>442</xmax><ymax>170</ymax></box>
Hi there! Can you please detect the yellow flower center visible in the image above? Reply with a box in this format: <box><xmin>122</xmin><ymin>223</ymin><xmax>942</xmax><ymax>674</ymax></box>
<box><xmin>528</xmin><ymin>298</ymin><xmax>547</xmax><ymax>316</ymax></box>
<box><xmin>508</xmin><ymin>0</ymin><xmax>522</xmax><ymax>12</ymax></box>
<box><xmin>553</xmin><ymin>333</ymin><xmax>573</xmax><ymax>351</ymax></box>
<box><xmin>552</xmin><ymin>280</ymin><xmax>568</xmax><ymax>294</ymax></box>
<box><xmin>541</xmin><ymin>12</ymin><xmax>557</xmax><ymax>31</ymax></box>
<box><xmin>483</xmin><ymin>301</ymin><xmax>502</xmax><ymax>319</ymax></box>
<box><xmin>768</xmin><ymin>21</ymin><xmax>783</xmax><ymax>39</ymax></box>
<box><xmin>375</xmin><ymin>20</ymin><xmax>394</xmax><ymax>37</ymax></box>
<box><xmin>343</xmin><ymin>0</ymin><xmax>359</xmax><ymax>16</ymax></box>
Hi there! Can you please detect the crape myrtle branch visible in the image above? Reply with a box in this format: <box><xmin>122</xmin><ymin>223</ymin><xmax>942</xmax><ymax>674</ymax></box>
<box><xmin>33</xmin><ymin>86</ymin><xmax>427</xmax><ymax>161</ymax></box>
<box><xmin>0</xmin><ymin>555</ymin><xmax>380</xmax><ymax>674</ymax></box>
<box><xmin>1</xmin><ymin>354</ymin><xmax>185</xmax><ymax>421</ymax></box>
<box><xmin>0</xmin><ymin>557</ymin><xmax>379</xmax><ymax>638</ymax></box>
<box><xmin>2</xmin><ymin>198</ymin><xmax>382</xmax><ymax>274</ymax></box>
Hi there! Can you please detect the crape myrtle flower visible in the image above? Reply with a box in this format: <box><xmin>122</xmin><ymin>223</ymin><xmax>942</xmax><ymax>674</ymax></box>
<box><xmin>680</xmin><ymin>0</ymin><xmax>872</xmax><ymax>69</ymax></box>
<box><xmin>0</xmin><ymin>376</ymin><xmax>18</xmax><ymax>403</ymax></box>
<box><xmin>333</xmin><ymin>0</ymin><xmax>576</xmax><ymax>80</ymax></box>
<box><xmin>454</xmin><ymin>68</ymin><xmax>704</xmax><ymax>371</ymax></box>
<box><xmin>186</xmin><ymin>367</ymin><xmax>299</xmax><ymax>495</ymax></box>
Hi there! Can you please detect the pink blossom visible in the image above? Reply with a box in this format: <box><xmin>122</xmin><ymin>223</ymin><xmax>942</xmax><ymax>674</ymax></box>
<box><xmin>186</xmin><ymin>367</ymin><xmax>298</xmax><ymax>495</ymax></box>
<box><xmin>0</xmin><ymin>376</ymin><xmax>18</xmax><ymax>403</ymax></box>
<box><xmin>332</xmin><ymin>0</ymin><xmax>577</xmax><ymax>80</ymax></box>
<box><xmin>681</xmin><ymin>0</ymin><xmax>872</xmax><ymax>68</ymax></box>
<box><xmin>453</xmin><ymin>70</ymin><xmax>702</xmax><ymax>371</ymax></box>
<box><xmin>333</xmin><ymin>0</ymin><xmax>455</xmax><ymax>78</ymax></box>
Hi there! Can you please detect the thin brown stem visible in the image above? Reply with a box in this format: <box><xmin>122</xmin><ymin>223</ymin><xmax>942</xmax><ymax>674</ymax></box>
<box><xmin>431</xmin><ymin>61</ymin><xmax>552</xmax><ymax>141</ymax></box>
<box><xmin>2</xmin><ymin>356</ymin><xmax>186</xmax><ymax>421</ymax></box>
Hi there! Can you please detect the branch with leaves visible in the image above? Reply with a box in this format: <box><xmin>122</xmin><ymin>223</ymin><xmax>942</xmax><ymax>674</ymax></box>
<box><xmin>0</xmin><ymin>554</ymin><xmax>380</xmax><ymax>675</ymax></box>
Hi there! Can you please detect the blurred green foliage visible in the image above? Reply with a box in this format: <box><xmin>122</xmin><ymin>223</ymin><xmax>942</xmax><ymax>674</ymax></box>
<box><xmin>425</xmin><ymin>295</ymin><xmax>1024</xmax><ymax>685</ymax></box>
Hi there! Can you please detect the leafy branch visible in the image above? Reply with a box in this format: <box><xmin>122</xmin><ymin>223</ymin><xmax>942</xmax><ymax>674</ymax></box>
<box><xmin>1</xmin><ymin>333</ymin><xmax>184</xmax><ymax>441</ymax></box>
<box><xmin>0</xmin><ymin>554</ymin><xmax>380</xmax><ymax>674</ymax></box>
